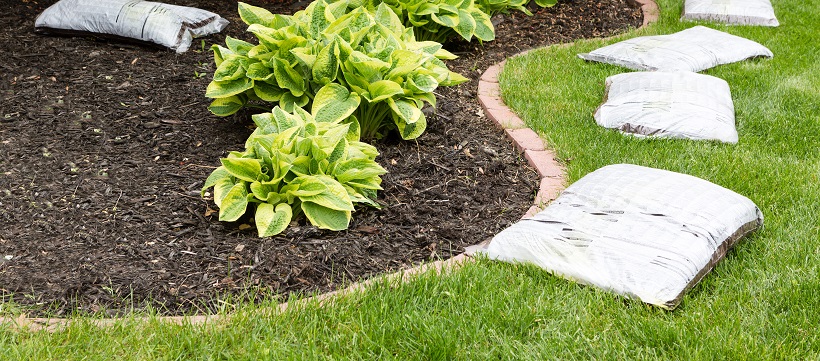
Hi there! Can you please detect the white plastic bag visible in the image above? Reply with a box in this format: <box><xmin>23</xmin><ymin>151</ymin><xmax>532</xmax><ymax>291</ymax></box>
<box><xmin>578</xmin><ymin>26</ymin><xmax>773</xmax><ymax>72</ymax></box>
<box><xmin>479</xmin><ymin>164</ymin><xmax>763</xmax><ymax>309</ymax></box>
<box><xmin>595</xmin><ymin>71</ymin><xmax>738</xmax><ymax>143</ymax></box>
<box><xmin>34</xmin><ymin>0</ymin><xmax>229</xmax><ymax>53</ymax></box>
<box><xmin>683</xmin><ymin>0</ymin><xmax>779</xmax><ymax>27</ymax></box>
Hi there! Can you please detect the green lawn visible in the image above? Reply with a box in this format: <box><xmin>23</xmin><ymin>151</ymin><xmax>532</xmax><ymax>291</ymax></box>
<box><xmin>3</xmin><ymin>0</ymin><xmax>819</xmax><ymax>359</ymax></box>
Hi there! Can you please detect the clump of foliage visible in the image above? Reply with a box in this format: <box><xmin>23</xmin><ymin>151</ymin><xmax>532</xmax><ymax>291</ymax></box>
<box><xmin>206</xmin><ymin>0</ymin><xmax>467</xmax><ymax>140</ymax></box>
<box><xmin>360</xmin><ymin>0</ymin><xmax>495</xmax><ymax>43</ymax></box>
<box><xmin>474</xmin><ymin>0</ymin><xmax>557</xmax><ymax>17</ymax></box>
<box><xmin>201</xmin><ymin>84</ymin><xmax>387</xmax><ymax>237</ymax></box>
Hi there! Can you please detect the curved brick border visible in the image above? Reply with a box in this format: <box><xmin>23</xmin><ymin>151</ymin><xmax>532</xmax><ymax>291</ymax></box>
<box><xmin>478</xmin><ymin>0</ymin><xmax>659</xmax><ymax>219</ymax></box>
<box><xmin>478</xmin><ymin>61</ymin><xmax>565</xmax><ymax>219</ymax></box>
<box><xmin>2</xmin><ymin>1</ymin><xmax>659</xmax><ymax>331</ymax></box>
<box><xmin>632</xmin><ymin>0</ymin><xmax>660</xmax><ymax>28</ymax></box>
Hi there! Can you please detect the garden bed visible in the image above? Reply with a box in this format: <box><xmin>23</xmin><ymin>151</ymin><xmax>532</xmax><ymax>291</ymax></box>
<box><xmin>0</xmin><ymin>0</ymin><xmax>640</xmax><ymax>317</ymax></box>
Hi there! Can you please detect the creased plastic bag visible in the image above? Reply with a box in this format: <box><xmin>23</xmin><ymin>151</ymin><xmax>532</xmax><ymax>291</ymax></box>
<box><xmin>578</xmin><ymin>26</ymin><xmax>773</xmax><ymax>72</ymax></box>
<box><xmin>478</xmin><ymin>164</ymin><xmax>763</xmax><ymax>309</ymax></box>
<box><xmin>34</xmin><ymin>0</ymin><xmax>229</xmax><ymax>53</ymax></box>
<box><xmin>595</xmin><ymin>71</ymin><xmax>738</xmax><ymax>143</ymax></box>
<box><xmin>683</xmin><ymin>0</ymin><xmax>779</xmax><ymax>27</ymax></box>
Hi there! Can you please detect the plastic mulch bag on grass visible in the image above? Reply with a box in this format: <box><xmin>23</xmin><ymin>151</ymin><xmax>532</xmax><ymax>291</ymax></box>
<box><xmin>477</xmin><ymin>164</ymin><xmax>763</xmax><ymax>309</ymax></box>
<box><xmin>683</xmin><ymin>0</ymin><xmax>779</xmax><ymax>27</ymax></box>
<box><xmin>578</xmin><ymin>26</ymin><xmax>773</xmax><ymax>72</ymax></box>
<box><xmin>594</xmin><ymin>71</ymin><xmax>738</xmax><ymax>143</ymax></box>
<box><xmin>34</xmin><ymin>0</ymin><xmax>229</xmax><ymax>53</ymax></box>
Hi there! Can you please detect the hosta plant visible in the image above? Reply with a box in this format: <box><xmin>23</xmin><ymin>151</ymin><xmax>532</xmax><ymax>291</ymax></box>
<box><xmin>201</xmin><ymin>85</ymin><xmax>387</xmax><ymax>237</ymax></box>
<box><xmin>360</xmin><ymin>0</ymin><xmax>495</xmax><ymax>43</ymax></box>
<box><xmin>205</xmin><ymin>0</ymin><xmax>468</xmax><ymax>140</ymax></box>
<box><xmin>474</xmin><ymin>0</ymin><xmax>557</xmax><ymax>17</ymax></box>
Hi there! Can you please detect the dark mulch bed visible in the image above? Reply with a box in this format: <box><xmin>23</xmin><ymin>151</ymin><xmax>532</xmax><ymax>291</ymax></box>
<box><xmin>0</xmin><ymin>0</ymin><xmax>641</xmax><ymax>317</ymax></box>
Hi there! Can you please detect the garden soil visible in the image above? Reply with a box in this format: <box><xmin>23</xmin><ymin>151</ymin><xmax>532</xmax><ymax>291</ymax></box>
<box><xmin>0</xmin><ymin>0</ymin><xmax>641</xmax><ymax>316</ymax></box>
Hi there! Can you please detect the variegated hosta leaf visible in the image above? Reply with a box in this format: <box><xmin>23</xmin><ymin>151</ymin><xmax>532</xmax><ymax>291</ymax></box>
<box><xmin>535</xmin><ymin>0</ymin><xmax>558</xmax><ymax>8</ymax></box>
<box><xmin>311</xmin><ymin>123</ymin><xmax>349</xmax><ymax>162</ymax></box>
<box><xmin>325</xmin><ymin>135</ymin><xmax>348</xmax><ymax>164</ymax></box>
<box><xmin>325</xmin><ymin>8</ymin><xmax>374</xmax><ymax>38</ymax></box>
<box><xmin>307</xmin><ymin>0</ymin><xmax>331</xmax><ymax>38</ymax></box>
<box><xmin>396</xmin><ymin>111</ymin><xmax>427</xmax><ymax>140</ymax></box>
<box><xmin>325</xmin><ymin>0</ymin><xmax>350</xmax><ymax>20</ymax></box>
<box><xmin>291</xmin><ymin>47</ymin><xmax>317</xmax><ymax>68</ymax></box>
<box><xmin>301</xmin><ymin>201</ymin><xmax>351</xmax><ymax>231</ymax></box>
<box><xmin>441</xmin><ymin>70</ymin><xmax>469</xmax><ymax>86</ymax></box>
<box><xmin>247</xmin><ymin>24</ymin><xmax>283</xmax><ymax>50</ymax></box>
<box><xmin>299</xmin><ymin>175</ymin><xmax>355</xmax><ymax>211</ymax></box>
<box><xmin>253</xmin><ymin>81</ymin><xmax>286</xmax><ymax>102</ymax></box>
<box><xmin>350</xmin><ymin>141</ymin><xmax>380</xmax><ymax>160</ymax></box>
<box><xmin>471</xmin><ymin>9</ymin><xmax>495</xmax><ymax>41</ymax></box>
<box><xmin>250</xmin><ymin>181</ymin><xmax>279</xmax><ymax>202</ymax></box>
<box><xmin>374</xmin><ymin>2</ymin><xmax>403</xmax><ymax>31</ymax></box>
<box><xmin>366</xmin><ymin>80</ymin><xmax>404</xmax><ymax>103</ymax></box>
<box><xmin>431</xmin><ymin>11</ymin><xmax>459</xmax><ymax>28</ymax></box>
<box><xmin>387</xmin><ymin>49</ymin><xmax>428</xmax><ymax>78</ymax></box>
<box><xmin>208</xmin><ymin>96</ymin><xmax>246</xmax><ymax>117</ymax></box>
<box><xmin>312</xmin><ymin>41</ymin><xmax>340</xmax><ymax>85</ymax></box>
<box><xmin>272</xmin><ymin>58</ymin><xmax>306</xmax><ymax>97</ymax></box>
<box><xmin>221</xmin><ymin>158</ymin><xmax>266</xmax><ymax>183</ymax></box>
<box><xmin>225</xmin><ymin>36</ymin><xmax>255</xmax><ymax>56</ymax></box>
<box><xmin>211</xmin><ymin>45</ymin><xmax>233</xmax><ymax>67</ymax></box>
<box><xmin>255</xmin><ymin>203</ymin><xmax>292</xmax><ymax>237</ymax></box>
<box><xmin>252</xmin><ymin>106</ymin><xmax>303</xmax><ymax>135</ymax></box>
<box><xmin>344</xmin><ymin>115</ymin><xmax>362</xmax><ymax>141</ymax></box>
<box><xmin>251</xmin><ymin>113</ymin><xmax>276</xmax><ymax>135</ymax></box>
<box><xmin>287</xmin><ymin>176</ymin><xmax>328</xmax><ymax>197</ymax></box>
<box><xmin>280</xmin><ymin>93</ymin><xmax>310</xmax><ymax>112</ymax></box>
<box><xmin>312</xmin><ymin>83</ymin><xmax>361</xmax><ymax>124</ymax></box>
<box><xmin>334</xmin><ymin>158</ymin><xmax>387</xmax><ymax>183</ymax></box>
<box><xmin>245</xmin><ymin>62</ymin><xmax>275</xmax><ymax>82</ymax></box>
<box><xmin>414</xmin><ymin>92</ymin><xmax>437</xmax><ymax>107</ymax></box>
<box><xmin>212</xmin><ymin>177</ymin><xmax>235</xmax><ymax>208</ymax></box>
<box><xmin>344</xmin><ymin>184</ymin><xmax>380</xmax><ymax>208</ymax></box>
<box><xmin>404</xmin><ymin>40</ymin><xmax>457</xmax><ymax>60</ymax></box>
<box><xmin>346</xmin><ymin>51</ymin><xmax>390</xmax><ymax>83</ymax></box>
<box><xmin>415</xmin><ymin>2</ymin><xmax>440</xmax><ymax>16</ymax></box>
<box><xmin>270</xmin><ymin>13</ymin><xmax>295</xmax><ymax>29</ymax></box>
<box><xmin>405</xmin><ymin>74</ymin><xmax>438</xmax><ymax>94</ymax></box>
<box><xmin>346</xmin><ymin>177</ymin><xmax>383</xmax><ymax>191</ymax></box>
<box><xmin>206</xmin><ymin>77</ymin><xmax>254</xmax><ymax>98</ymax></box>
<box><xmin>387</xmin><ymin>98</ymin><xmax>422</xmax><ymax>124</ymax></box>
<box><xmin>454</xmin><ymin>9</ymin><xmax>477</xmax><ymax>41</ymax></box>
<box><xmin>219</xmin><ymin>183</ymin><xmax>249</xmax><ymax>222</ymax></box>
<box><xmin>202</xmin><ymin>166</ymin><xmax>231</xmax><ymax>196</ymax></box>
<box><xmin>238</xmin><ymin>2</ymin><xmax>276</xmax><ymax>27</ymax></box>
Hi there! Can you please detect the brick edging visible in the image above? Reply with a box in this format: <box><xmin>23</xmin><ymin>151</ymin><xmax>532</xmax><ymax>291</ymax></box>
<box><xmin>477</xmin><ymin>0</ymin><xmax>659</xmax><ymax>220</ymax></box>
<box><xmin>1</xmin><ymin>0</ymin><xmax>660</xmax><ymax>331</ymax></box>
<box><xmin>633</xmin><ymin>0</ymin><xmax>661</xmax><ymax>28</ymax></box>
<box><xmin>478</xmin><ymin>63</ymin><xmax>566</xmax><ymax>219</ymax></box>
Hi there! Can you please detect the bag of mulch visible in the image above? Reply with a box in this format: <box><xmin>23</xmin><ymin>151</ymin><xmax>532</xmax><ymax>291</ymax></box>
<box><xmin>594</xmin><ymin>71</ymin><xmax>738</xmax><ymax>143</ymax></box>
<box><xmin>578</xmin><ymin>26</ymin><xmax>773</xmax><ymax>72</ymax></box>
<box><xmin>34</xmin><ymin>0</ymin><xmax>229</xmax><ymax>53</ymax></box>
<box><xmin>683</xmin><ymin>0</ymin><xmax>779</xmax><ymax>27</ymax></box>
<box><xmin>475</xmin><ymin>164</ymin><xmax>763</xmax><ymax>309</ymax></box>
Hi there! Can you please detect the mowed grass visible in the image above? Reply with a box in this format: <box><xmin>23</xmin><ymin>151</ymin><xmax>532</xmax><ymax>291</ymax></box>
<box><xmin>3</xmin><ymin>0</ymin><xmax>820</xmax><ymax>359</ymax></box>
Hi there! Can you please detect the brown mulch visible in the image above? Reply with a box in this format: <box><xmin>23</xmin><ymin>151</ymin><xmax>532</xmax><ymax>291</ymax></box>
<box><xmin>0</xmin><ymin>0</ymin><xmax>641</xmax><ymax>317</ymax></box>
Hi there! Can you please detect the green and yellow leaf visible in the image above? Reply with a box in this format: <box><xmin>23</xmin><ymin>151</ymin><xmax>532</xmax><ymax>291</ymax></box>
<box><xmin>255</xmin><ymin>203</ymin><xmax>292</xmax><ymax>237</ymax></box>
<box><xmin>219</xmin><ymin>183</ymin><xmax>249</xmax><ymax>222</ymax></box>
<box><xmin>221</xmin><ymin>158</ymin><xmax>265</xmax><ymax>183</ymax></box>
